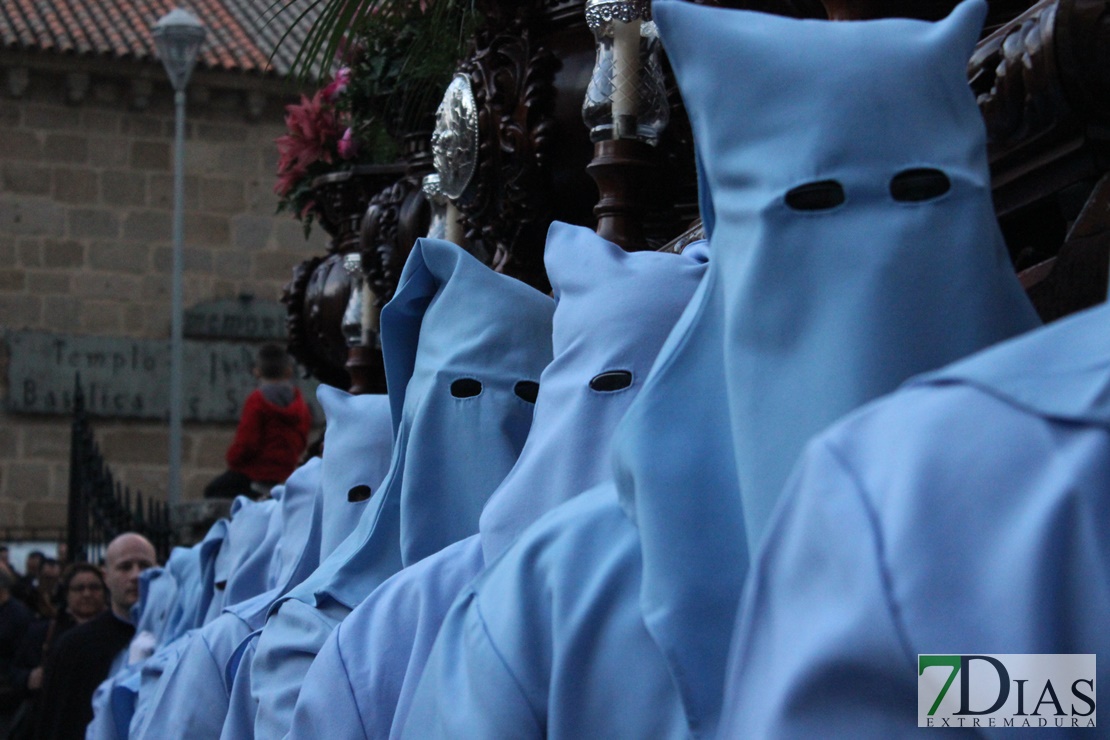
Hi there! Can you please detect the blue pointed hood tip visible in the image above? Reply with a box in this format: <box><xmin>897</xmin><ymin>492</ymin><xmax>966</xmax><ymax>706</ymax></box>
<box><xmin>913</xmin><ymin>300</ymin><xmax>1110</xmax><ymax>427</ymax></box>
<box><xmin>381</xmin><ymin>238</ymin><xmax>555</xmax><ymax>434</ymax></box>
<box><xmin>228</xmin><ymin>456</ymin><xmax>325</xmax><ymax>627</ymax></box>
<box><xmin>218</xmin><ymin>498</ymin><xmax>280</xmax><ymax>605</ymax></box>
<box><xmin>270</xmin><ymin>457</ymin><xmax>321</xmax><ymax>585</ymax></box>
<box><xmin>544</xmin><ymin>222</ymin><xmax>709</xmax><ymax>354</ymax></box>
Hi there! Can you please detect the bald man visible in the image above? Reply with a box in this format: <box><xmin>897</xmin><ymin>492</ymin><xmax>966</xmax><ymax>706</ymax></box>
<box><xmin>36</xmin><ymin>534</ymin><xmax>156</xmax><ymax>740</ymax></box>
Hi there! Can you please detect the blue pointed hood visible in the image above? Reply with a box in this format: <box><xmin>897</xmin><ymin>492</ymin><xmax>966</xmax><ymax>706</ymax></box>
<box><xmin>615</xmin><ymin>0</ymin><xmax>1042</xmax><ymax>734</ymax></box>
<box><xmin>133</xmin><ymin>566</ymin><xmax>175</xmax><ymax>639</ymax></box>
<box><xmin>157</xmin><ymin>546</ymin><xmax>202</xmax><ymax>644</ymax></box>
<box><xmin>189</xmin><ymin>517</ymin><xmax>227</xmax><ymax>630</ymax></box>
<box><xmin>316</xmin><ymin>388</ymin><xmax>393</xmax><ymax>559</ymax></box>
<box><xmin>205</xmin><ymin>497</ymin><xmax>277</xmax><ymax>622</ymax></box>
<box><xmin>292</xmin><ymin>238</ymin><xmax>554</xmax><ymax>610</ymax></box>
<box><xmin>274</xmin><ymin>390</ymin><xmax>396</xmax><ymax>614</ymax></box>
<box><xmin>229</xmin><ymin>457</ymin><xmax>325</xmax><ymax>629</ymax></box>
<box><xmin>266</xmin><ymin>461</ymin><xmax>321</xmax><ymax>593</ymax></box>
<box><xmin>658</xmin><ymin>0</ymin><xmax>1038</xmax><ymax>546</ymax></box>
<box><xmin>479</xmin><ymin>222</ymin><xmax>707</xmax><ymax>562</ymax></box>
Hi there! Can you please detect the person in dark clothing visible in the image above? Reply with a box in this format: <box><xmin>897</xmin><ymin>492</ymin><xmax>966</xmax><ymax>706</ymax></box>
<box><xmin>0</xmin><ymin>567</ymin><xmax>33</xmax><ymax>736</ymax></box>
<box><xmin>21</xmin><ymin>557</ymin><xmax>61</xmax><ymax>621</ymax></box>
<box><xmin>7</xmin><ymin>564</ymin><xmax>106</xmax><ymax>740</ymax></box>
<box><xmin>205</xmin><ymin>343</ymin><xmax>313</xmax><ymax>499</ymax></box>
<box><xmin>11</xmin><ymin>551</ymin><xmax>44</xmax><ymax>610</ymax></box>
<box><xmin>36</xmin><ymin>534</ymin><xmax>156</xmax><ymax>740</ymax></box>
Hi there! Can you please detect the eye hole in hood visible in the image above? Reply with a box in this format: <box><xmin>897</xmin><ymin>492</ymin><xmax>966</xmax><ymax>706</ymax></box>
<box><xmin>450</xmin><ymin>378</ymin><xmax>483</xmax><ymax>398</ymax></box>
<box><xmin>348</xmin><ymin>485</ymin><xmax>373</xmax><ymax>503</ymax></box>
<box><xmin>590</xmin><ymin>370</ymin><xmax>634</xmax><ymax>393</ymax></box>
<box><xmin>890</xmin><ymin>168</ymin><xmax>950</xmax><ymax>202</ymax></box>
<box><xmin>514</xmin><ymin>381</ymin><xmax>540</xmax><ymax>403</ymax></box>
<box><xmin>784</xmin><ymin>180</ymin><xmax>845</xmax><ymax>211</ymax></box>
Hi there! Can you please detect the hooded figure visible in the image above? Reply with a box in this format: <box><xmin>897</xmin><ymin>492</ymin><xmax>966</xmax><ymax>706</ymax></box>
<box><xmin>131</xmin><ymin>565</ymin><xmax>176</xmax><ymax>646</ymax></box>
<box><xmin>247</xmin><ymin>239</ymin><xmax>555</xmax><ymax>739</ymax></box>
<box><xmin>722</xmin><ymin>298</ymin><xmax>1110</xmax><ymax>735</ymax></box>
<box><xmin>118</xmin><ymin>527</ymin><xmax>221</xmax><ymax>740</ymax></box>
<box><xmin>288</xmin><ymin>222</ymin><xmax>708</xmax><ymax>738</ymax></box>
<box><xmin>202</xmin><ymin>497</ymin><xmax>279</xmax><ymax>625</ymax></box>
<box><xmin>188</xmin><ymin>517</ymin><xmax>229</xmax><ymax>631</ymax></box>
<box><xmin>129</xmin><ymin>458</ymin><xmax>327</xmax><ymax>740</ymax></box>
<box><xmin>401</xmin><ymin>2</ymin><xmax>1039</xmax><ymax>737</ymax></box>
<box><xmin>154</xmin><ymin>546</ymin><xmax>203</xmax><ymax>647</ymax></box>
<box><xmin>220</xmin><ymin>390</ymin><xmax>392</xmax><ymax>740</ymax></box>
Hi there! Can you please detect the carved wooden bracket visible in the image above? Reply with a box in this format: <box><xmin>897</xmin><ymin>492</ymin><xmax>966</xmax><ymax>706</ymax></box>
<box><xmin>970</xmin><ymin>0</ymin><xmax>1110</xmax><ymax>216</ymax></box>
<box><xmin>453</xmin><ymin>24</ymin><xmax>564</xmax><ymax>291</ymax></box>
<box><xmin>282</xmin><ymin>254</ymin><xmax>353</xmax><ymax>390</ymax></box>
<box><xmin>361</xmin><ymin>174</ymin><xmax>429</xmax><ymax>308</ymax></box>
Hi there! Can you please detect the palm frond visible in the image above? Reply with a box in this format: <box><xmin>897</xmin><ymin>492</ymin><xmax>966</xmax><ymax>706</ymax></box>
<box><xmin>268</xmin><ymin>0</ymin><xmax>475</xmax><ymax>85</ymax></box>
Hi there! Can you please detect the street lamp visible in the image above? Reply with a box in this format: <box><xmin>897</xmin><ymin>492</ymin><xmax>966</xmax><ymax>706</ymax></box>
<box><xmin>153</xmin><ymin>8</ymin><xmax>206</xmax><ymax>515</ymax></box>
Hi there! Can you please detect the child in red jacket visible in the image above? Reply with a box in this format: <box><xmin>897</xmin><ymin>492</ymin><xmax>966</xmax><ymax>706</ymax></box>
<box><xmin>204</xmin><ymin>344</ymin><xmax>312</xmax><ymax>499</ymax></box>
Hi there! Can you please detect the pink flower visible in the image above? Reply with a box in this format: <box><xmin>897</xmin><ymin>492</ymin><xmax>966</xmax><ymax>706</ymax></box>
<box><xmin>323</xmin><ymin>67</ymin><xmax>351</xmax><ymax>102</ymax></box>
<box><xmin>273</xmin><ymin>90</ymin><xmax>340</xmax><ymax>195</ymax></box>
<box><xmin>337</xmin><ymin>127</ymin><xmax>359</xmax><ymax>159</ymax></box>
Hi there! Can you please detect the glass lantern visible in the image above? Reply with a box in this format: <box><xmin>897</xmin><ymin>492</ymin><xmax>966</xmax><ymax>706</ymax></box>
<box><xmin>582</xmin><ymin>0</ymin><xmax>669</xmax><ymax>145</ymax></box>
<box><xmin>341</xmin><ymin>253</ymin><xmax>368</xmax><ymax>347</ymax></box>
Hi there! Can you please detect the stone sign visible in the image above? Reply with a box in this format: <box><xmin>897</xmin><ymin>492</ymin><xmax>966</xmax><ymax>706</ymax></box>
<box><xmin>185</xmin><ymin>297</ymin><xmax>287</xmax><ymax>341</ymax></box>
<box><xmin>5</xmin><ymin>330</ymin><xmax>320</xmax><ymax>423</ymax></box>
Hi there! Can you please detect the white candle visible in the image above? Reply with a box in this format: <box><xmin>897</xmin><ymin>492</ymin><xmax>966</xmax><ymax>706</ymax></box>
<box><xmin>445</xmin><ymin>202</ymin><xmax>466</xmax><ymax>248</ymax></box>
<box><xmin>360</xmin><ymin>281</ymin><xmax>376</xmax><ymax>344</ymax></box>
<box><xmin>611</xmin><ymin>18</ymin><xmax>642</xmax><ymax>138</ymax></box>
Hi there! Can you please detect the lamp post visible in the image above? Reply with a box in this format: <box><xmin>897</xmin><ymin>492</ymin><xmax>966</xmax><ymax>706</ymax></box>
<box><xmin>153</xmin><ymin>8</ymin><xmax>206</xmax><ymax>515</ymax></box>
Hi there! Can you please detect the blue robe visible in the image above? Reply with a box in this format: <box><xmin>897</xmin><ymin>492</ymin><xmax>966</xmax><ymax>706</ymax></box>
<box><xmin>248</xmin><ymin>239</ymin><xmax>555</xmax><ymax>739</ymax></box>
<box><xmin>720</xmin><ymin>299</ymin><xmax>1110</xmax><ymax>736</ymax></box>
<box><xmin>288</xmin><ymin>223</ymin><xmax>708</xmax><ymax>738</ymax></box>
<box><xmin>124</xmin><ymin>523</ymin><xmax>227</xmax><ymax>739</ymax></box>
<box><xmin>220</xmin><ymin>637</ymin><xmax>259</xmax><ymax>740</ymax></box>
<box><xmin>132</xmin><ymin>459</ymin><xmax>326</xmax><ymax>740</ymax></box>
<box><xmin>402</xmin><ymin>2</ymin><xmax>1039</xmax><ymax>736</ymax></box>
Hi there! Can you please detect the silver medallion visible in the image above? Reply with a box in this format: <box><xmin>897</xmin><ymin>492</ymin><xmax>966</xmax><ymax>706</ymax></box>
<box><xmin>432</xmin><ymin>74</ymin><xmax>480</xmax><ymax>200</ymax></box>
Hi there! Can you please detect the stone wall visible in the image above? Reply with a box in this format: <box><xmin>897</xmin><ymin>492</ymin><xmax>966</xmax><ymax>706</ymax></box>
<box><xmin>0</xmin><ymin>60</ymin><xmax>330</xmax><ymax>538</ymax></box>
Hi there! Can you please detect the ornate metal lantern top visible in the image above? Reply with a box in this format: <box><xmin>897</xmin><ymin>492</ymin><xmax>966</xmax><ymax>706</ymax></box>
<box><xmin>585</xmin><ymin>0</ymin><xmax>652</xmax><ymax>28</ymax></box>
<box><xmin>432</xmin><ymin>74</ymin><xmax>480</xmax><ymax>200</ymax></box>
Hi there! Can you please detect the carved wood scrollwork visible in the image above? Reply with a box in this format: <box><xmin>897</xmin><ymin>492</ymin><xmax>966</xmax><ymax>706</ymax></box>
<box><xmin>455</xmin><ymin>26</ymin><xmax>562</xmax><ymax>291</ymax></box>
<box><xmin>360</xmin><ymin>174</ymin><xmax>429</xmax><ymax>308</ymax></box>
<box><xmin>969</xmin><ymin>0</ymin><xmax>1110</xmax><ymax>320</ymax></box>
<box><xmin>970</xmin><ymin>0</ymin><xmax>1071</xmax><ymax>148</ymax></box>
<box><xmin>970</xmin><ymin>0</ymin><xmax>1110</xmax><ymax>153</ymax></box>
<box><xmin>283</xmin><ymin>254</ymin><xmax>353</xmax><ymax>390</ymax></box>
<box><xmin>283</xmin><ymin>166</ymin><xmax>408</xmax><ymax>390</ymax></box>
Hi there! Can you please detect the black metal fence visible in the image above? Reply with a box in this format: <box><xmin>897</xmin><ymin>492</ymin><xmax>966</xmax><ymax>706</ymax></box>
<box><xmin>67</xmin><ymin>377</ymin><xmax>174</xmax><ymax>563</ymax></box>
